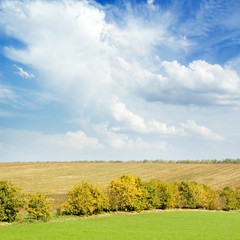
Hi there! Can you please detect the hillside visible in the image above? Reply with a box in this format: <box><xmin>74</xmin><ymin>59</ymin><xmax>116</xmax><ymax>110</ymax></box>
<box><xmin>0</xmin><ymin>162</ymin><xmax>240</xmax><ymax>206</ymax></box>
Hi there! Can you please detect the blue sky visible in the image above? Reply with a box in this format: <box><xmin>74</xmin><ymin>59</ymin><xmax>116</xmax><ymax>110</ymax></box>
<box><xmin>0</xmin><ymin>0</ymin><xmax>240</xmax><ymax>162</ymax></box>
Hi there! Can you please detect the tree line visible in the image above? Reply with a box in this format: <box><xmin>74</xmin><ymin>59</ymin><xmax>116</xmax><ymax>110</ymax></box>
<box><xmin>71</xmin><ymin>158</ymin><xmax>240</xmax><ymax>164</ymax></box>
<box><xmin>1</xmin><ymin>174</ymin><xmax>240</xmax><ymax>223</ymax></box>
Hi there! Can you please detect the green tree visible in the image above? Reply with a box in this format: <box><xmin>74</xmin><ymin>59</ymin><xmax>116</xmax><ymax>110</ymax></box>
<box><xmin>64</xmin><ymin>182</ymin><xmax>109</xmax><ymax>216</ymax></box>
<box><xmin>144</xmin><ymin>180</ymin><xmax>162</xmax><ymax>209</ymax></box>
<box><xmin>25</xmin><ymin>192</ymin><xmax>52</xmax><ymax>221</ymax></box>
<box><xmin>195</xmin><ymin>184</ymin><xmax>218</xmax><ymax>210</ymax></box>
<box><xmin>145</xmin><ymin>180</ymin><xmax>175</xmax><ymax>209</ymax></box>
<box><xmin>219</xmin><ymin>187</ymin><xmax>240</xmax><ymax>211</ymax></box>
<box><xmin>177</xmin><ymin>181</ymin><xmax>218</xmax><ymax>210</ymax></box>
<box><xmin>0</xmin><ymin>180</ymin><xmax>23</xmax><ymax>222</ymax></box>
<box><xmin>178</xmin><ymin>181</ymin><xmax>198</xmax><ymax>209</ymax></box>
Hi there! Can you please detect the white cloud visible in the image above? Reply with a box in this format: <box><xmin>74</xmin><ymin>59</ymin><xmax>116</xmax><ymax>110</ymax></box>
<box><xmin>110</xmin><ymin>100</ymin><xmax>223</xmax><ymax>142</ymax></box>
<box><xmin>147</xmin><ymin>0</ymin><xmax>155</xmax><ymax>5</ymax></box>
<box><xmin>0</xmin><ymin>127</ymin><xmax>170</xmax><ymax>161</ymax></box>
<box><xmin>0</xmin><ymin>0</ymin><xmax>188</xmax><ymax>127</ymax></box>
<box><xmin>63</xmin><ymin>130</ymin><xmax>104</xmax><ymax>149</ymax></box>
<box><xmin>112</xmin><ymin>101</ymin><xmax>146</xmax><ymax>132</ymax></box>
<box><xmin>76</xmin><ymin>122</ymin><xmax>168</xmax><ymax>159</ymax></box>
<box><xmin>1</xmin><ymin>0</ymin><xmax>110</xmax><ymax>90</ymax></box>
<box><xmin>226</xmin><ymin>55</ymin><xmax>240</xmax><ymax>75</ymax></box>
<box><xmin>0</xmin><ymin>129</ymin><xmax>104</xmax><ymax>162</ymax></box>
<box><xmin>1</xmin><ymin>0</ymin><xmax>239</xmax><ymax>161</ymax></box>
<box><xmin>14</xmin><ymin>64</ymin><xmax>34</xmax><ymax>79</ymax></box>
<box><xmin>111</xmin><ymin>100</ymin><xmax>182</xmax><ymax>135</ymax></box>
<box><xmin>138</xmin><ymin>60</ymin><xmax>240</xmax><ymax>106</ymax></box>
<box><xmin>1</xmin><ymin>129</ymin><xmax>104</xmax><ymax>150</ymax></box>
<box><xmin>0</xmin><ymin>0</ymin><xmax>187</xmax><ymax>93</ymax></box>
<box><xmin>0</xmin><ymin>0</ymin><xmax>239</xmax><ymax>111</ymax></box>
<box><xmin>93</xmin><ymin>122</ymin><xmax>130</xmax><ymax>149</ymax></box>
<box><xmin>162</xmin><ymin>60</ymin><xmax>240</xmax><ymax>92</ymax></box>
<box><xmin>181</xmin><ymin>120</ymin><xmax>224</xmax><ymax>141</ymax></box>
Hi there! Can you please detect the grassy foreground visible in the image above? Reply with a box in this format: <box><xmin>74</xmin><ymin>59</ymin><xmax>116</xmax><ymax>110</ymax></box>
<box><xmin>0</xmin><ymin>211</ymin><xmax>240</xmax><ymax>240</ymax></box>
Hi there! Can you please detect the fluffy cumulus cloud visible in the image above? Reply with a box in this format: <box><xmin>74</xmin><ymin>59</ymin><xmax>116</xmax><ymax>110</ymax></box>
<box><xmin>0</xmin><ymin>0</ymin><xmax>239</xmax><ymax>161</ymax></box>
<box><xmin>140</xmin><ymin>60</ymin><xmax>240</xmax><ymax>106</ymax></box>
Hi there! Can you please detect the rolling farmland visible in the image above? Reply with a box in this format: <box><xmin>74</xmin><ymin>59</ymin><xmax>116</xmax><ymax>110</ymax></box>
<box><xmin>0</xmin><ymin>162</ymin><xmax>240</xmax><ymax>206</ymax></box>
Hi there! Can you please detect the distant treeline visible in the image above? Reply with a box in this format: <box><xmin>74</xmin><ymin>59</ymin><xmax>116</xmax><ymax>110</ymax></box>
<box><xmin>73</xmin><ymin>158</ymin><xmax>240</xmax><ymax>164</ymax></box>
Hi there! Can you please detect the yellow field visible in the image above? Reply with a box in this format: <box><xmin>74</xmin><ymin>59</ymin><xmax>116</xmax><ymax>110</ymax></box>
<box><xmin>1</xmin><ymin>162</ymin><xmax>240</xmax><ymax>207</ymax></box>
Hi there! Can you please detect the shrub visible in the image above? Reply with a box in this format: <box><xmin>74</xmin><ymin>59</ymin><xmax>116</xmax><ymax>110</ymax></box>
<box><xmin>171</xmin><ymin>182</ymin><xmax>183</xmax><ymax>208</ymax></box>
<box><xmin>0</xmin><ymin>180</ymin><xmax>23</xmax><ymax>222</ymax></box>
<box><xmin>107</xmin><ymin>174</ymin><xmax>149</xmax><ymax>211</ymax></box>
<box><xmin>56</xmin><ymin>207</ymin><xmax>63</xmax><ymax>217</ymax></box>
<box><xmin>145</xmin><ymin>180</ymin><xmax>176</xmax><ymax>209</ymax></box>
<box><xmin>144</xmin><ymin>180</ymin><xmax>162</xmax><ymax>209</ymax></box>
<box><xmin>25</xmin><ymin>192</ymin><xmax>52</xmax><ymax>221</ymax></box>
<box><xmin>178</xmin><ymin>181</ymin><xmax>198</xmax><ymax>209</ymax></box>
<box><xmin>64</xmin><ymin>182</ymin><xmax>109</xmax><ymax>216</ymax></box>
<box><xmin>195</xmin><ymin>184</ymin><xmax>218</xmax><ymax>210</ymax></box>
<box><xmin>219</xmin><ymin>187</ymin><xmax>240</xmax><ymax>211</ymax></box>
<box><xmin>177</xmin><ymin>181</ymin><xmax>218</xmax><ymax>210</ymax></box>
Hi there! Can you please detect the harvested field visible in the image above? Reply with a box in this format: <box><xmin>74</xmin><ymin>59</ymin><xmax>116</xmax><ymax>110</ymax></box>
<box><xmin>0</xmin><ymin>162</ymin><xmax>240</xmax><ymax>206</ymax></box>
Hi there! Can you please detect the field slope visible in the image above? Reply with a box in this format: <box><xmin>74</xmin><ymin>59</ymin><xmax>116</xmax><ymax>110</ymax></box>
<box><xmin>0</xmin><ymin>211</ymin><xmax>240</xmax><ymax>240</ymax></box>
<box><xmin>0</xmin><ymin>162</ymin><xmax>240</xmax><ymax>205</ymax></box>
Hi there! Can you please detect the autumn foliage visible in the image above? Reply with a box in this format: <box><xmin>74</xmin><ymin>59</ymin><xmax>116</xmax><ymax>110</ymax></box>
<box><xmin>64</xmin><ymin>174</ymin><xmax>240</xmax><ymax>216</ymax></box>
<box><xmin>0</xmin><ymin>180</ymin><xmax>23</xmax><ymax>222</ymax></box>
<box><xmin>1</xmin><ymin>174</ymin><xmax>240</xmax><ymax>222</ymax></box>
<box><xmin>107</xmin><ymin>174</ymin><xmax>149</xmax><ymax>211</ymax></box>
<box><xmin>64</xmin><ymin>182</ymin><xmax>109</xmax><ymax>216</ymax></box>
<box><xmin>25</xmin><ymin>192</ymin><xmax>52</xmax><ymax>221</ymax></box>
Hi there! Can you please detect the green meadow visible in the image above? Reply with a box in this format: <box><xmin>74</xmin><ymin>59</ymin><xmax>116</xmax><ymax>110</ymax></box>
<box><xmin>1</xmin><ymin>211</ymin><xmax>240</xmax><ymax>240</ymax></box>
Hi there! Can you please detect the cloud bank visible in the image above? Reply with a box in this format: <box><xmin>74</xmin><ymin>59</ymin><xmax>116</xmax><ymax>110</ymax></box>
<box><xmin>0</xmin><ymin>0</ymin><xmax>239</xmax><ymax>161</ymax></box>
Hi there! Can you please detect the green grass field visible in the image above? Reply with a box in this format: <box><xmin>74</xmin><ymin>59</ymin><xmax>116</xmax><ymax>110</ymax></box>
<box><xmin>0</xmin><ymin>211</ymin><xmax>240</xmax><ymax>240</ymax></box>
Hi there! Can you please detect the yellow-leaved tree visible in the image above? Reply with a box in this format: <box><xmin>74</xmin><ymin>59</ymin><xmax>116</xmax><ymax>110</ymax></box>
<box><xmin>25</xmin><ymin>192</ymin><xmax>52</xmax><ymax>221</ymax></box>
<box><xmin>64</xmin><ymin>182</ymin><xmax>109</xmax><ymax>216</ymax></box>
<box><xmin>107</xmin><ymin>174</ymin><xmax>149</xmax><ymax>211</ymax></box>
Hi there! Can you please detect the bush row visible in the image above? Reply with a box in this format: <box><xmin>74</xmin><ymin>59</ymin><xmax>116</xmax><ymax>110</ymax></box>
<box><xmin>0</xmin><ymin>180</ymin><xmax>52</xmax><ymax>222</ymax></box>
<box><xmin>1</xmin><ymin>174</ymin><xmax>240</xmax><ymax>222</ymax></box>
<box><xmin>64</xmin><ymin>174</ymin><xmax>240</xmax><ymax>216</ymax></box>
